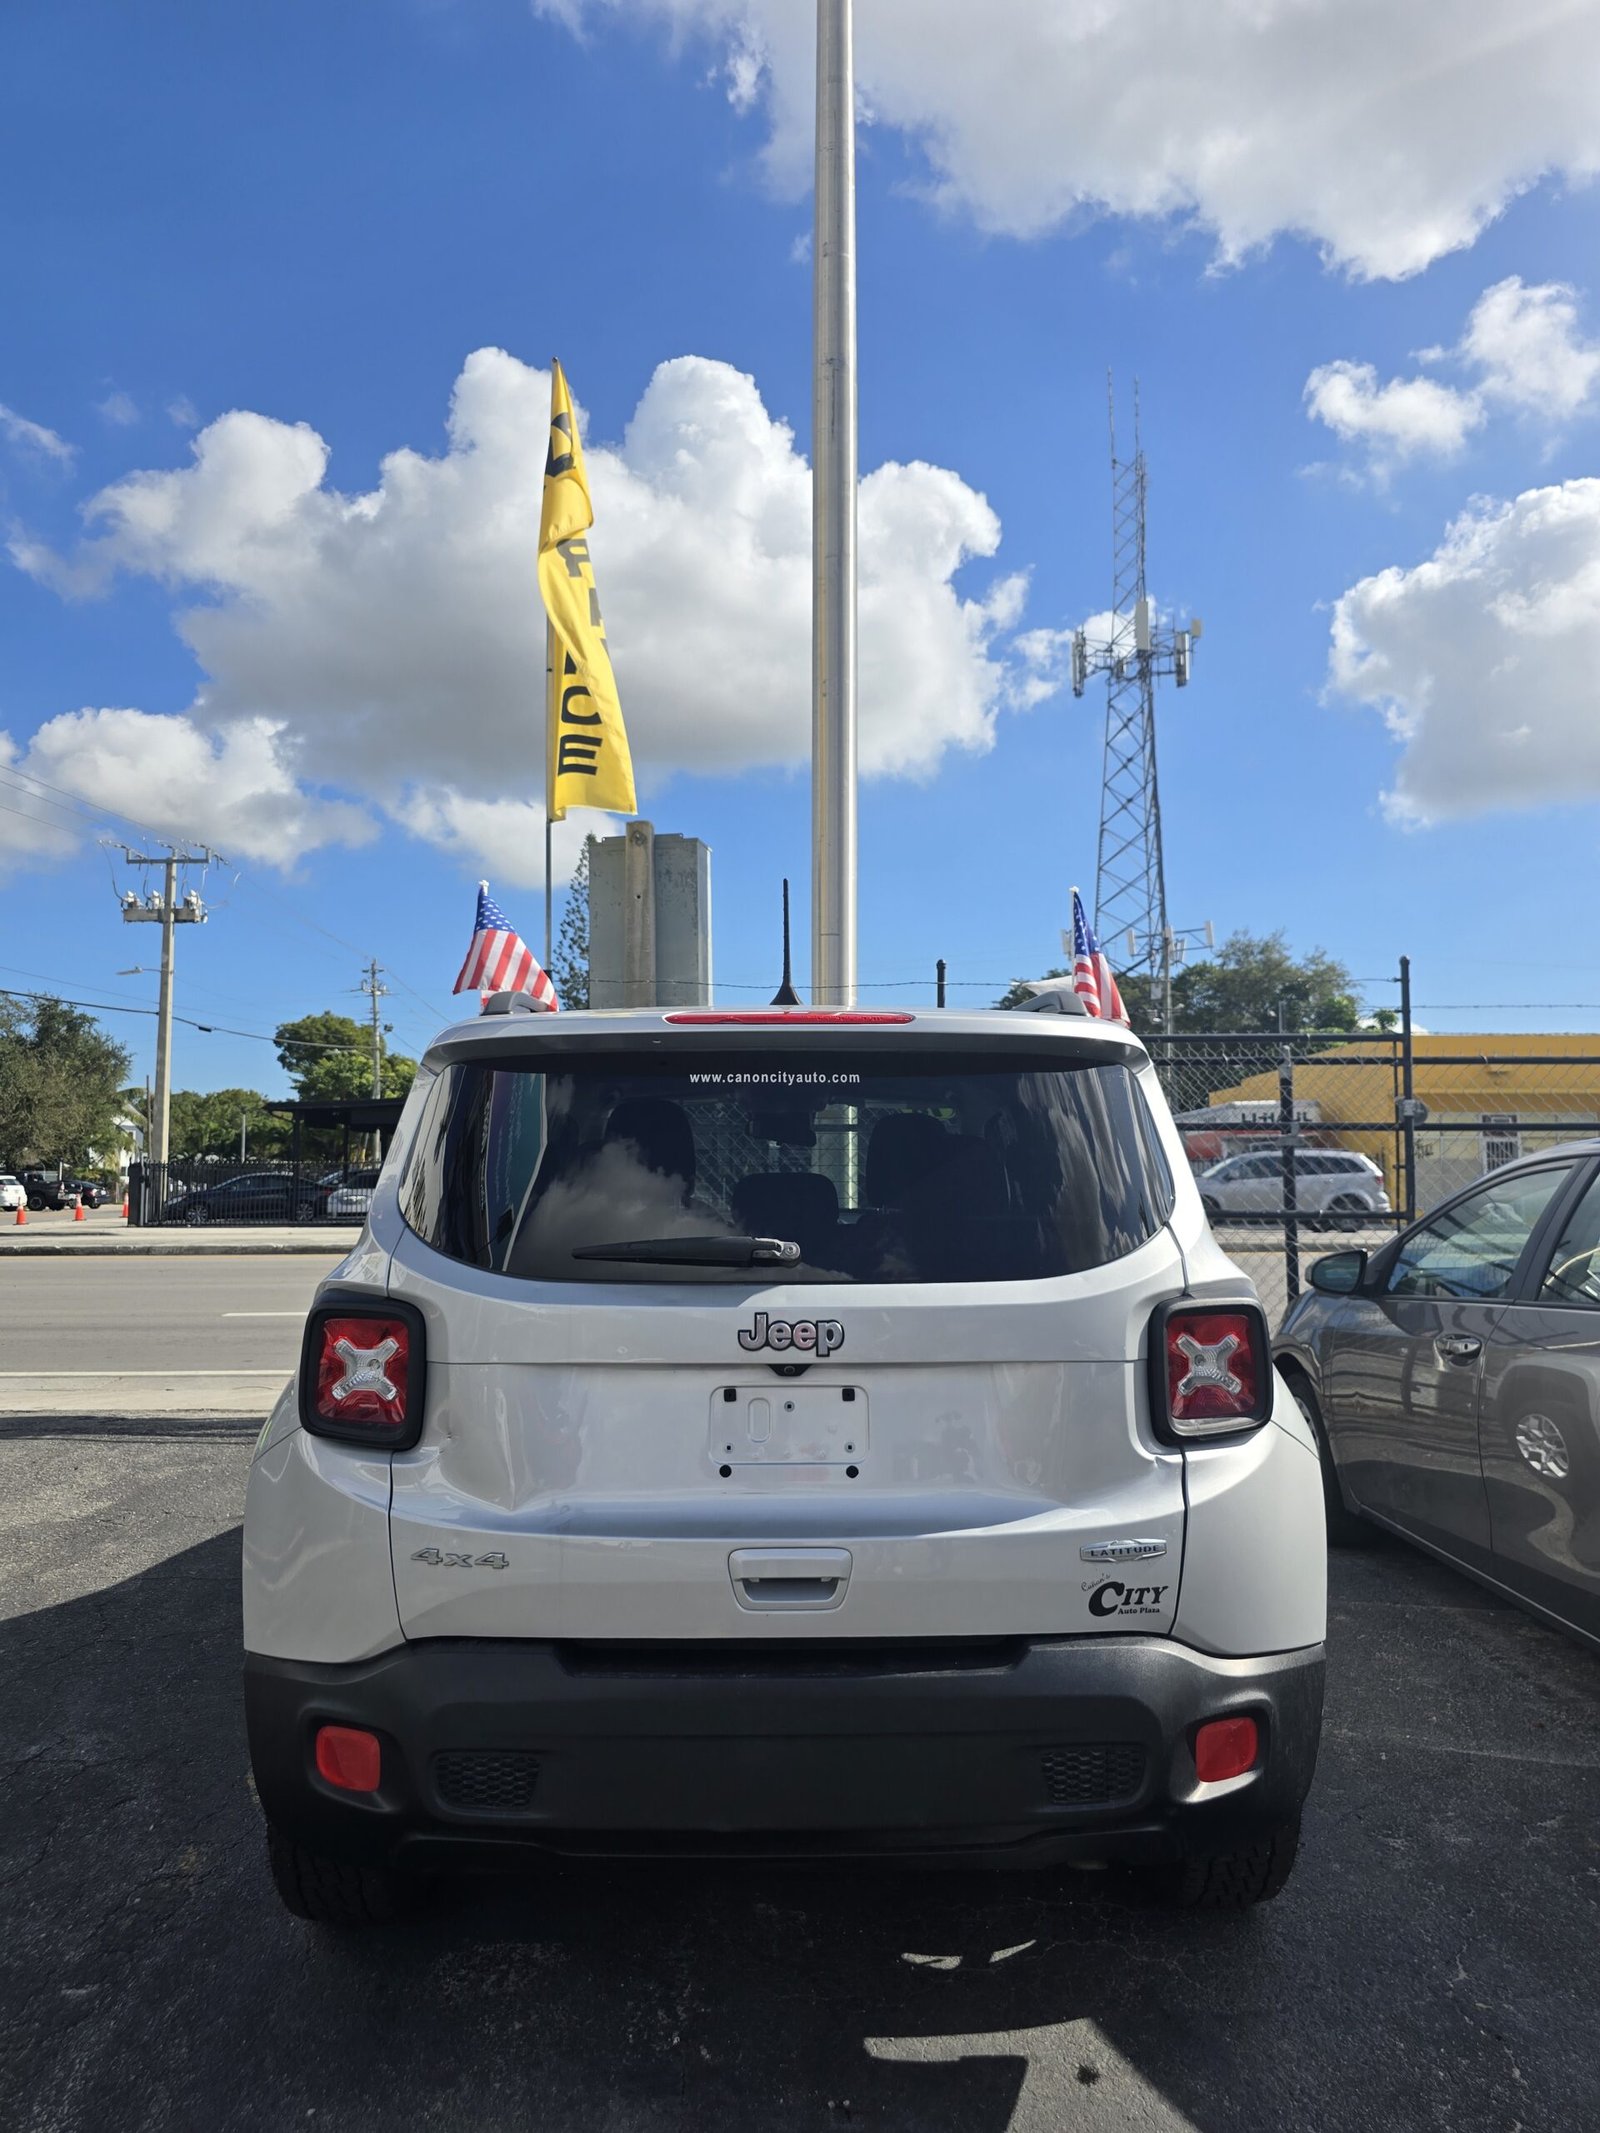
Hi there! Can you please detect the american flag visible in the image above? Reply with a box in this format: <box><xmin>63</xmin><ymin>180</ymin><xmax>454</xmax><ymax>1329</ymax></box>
<box><xmin>453</xmin><ymin>882</ymin><xmax>559</xmax><ymax>1010</ymax></box>
<box><xmin>1071</xmin><ymin>887</ymin><xmax>1127</xmax><ymax>1023</ymax></box>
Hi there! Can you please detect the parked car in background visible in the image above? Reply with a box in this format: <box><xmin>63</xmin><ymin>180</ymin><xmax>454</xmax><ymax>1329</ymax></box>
<box><xmin>322</xmin><ymin>1167</ymin><xmax>380</xmax><ymax>1220</ymax></box>
<box><xmin>20</xmin><ymin>1170</ymin><xmax>69</xmax><ymax>1213</ymax></box>
<box><xmin>164</xmin><ymin>1171</ymin><xmax>323</xmax><ymax>1225</ymax></box>
<box><xmin>0</xmin><ymin>1173</ymin><xmax>26</xmax><ymax>1212</ymax></box>
<box><xmin>1200</xmin><ymin>1149</ymin><xmax>1390</xmax><ymax>1226</ymax></box>
<box><xmin>68</xmin><ymin>1179</ymin><xmax>109</xmax><ymax>1209</ymax></box>
<box><xmin>1275</xmin><ymin>1142</ymin><xmax>1600</xmax><ymax>1652</ymax></box>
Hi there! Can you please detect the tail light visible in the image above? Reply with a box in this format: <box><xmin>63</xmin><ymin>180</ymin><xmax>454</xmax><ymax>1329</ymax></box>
<box><xmin>299</xmin><ymin>1293</ymin><xmax>427</xmax><ymax>1451</ymax></box>
<box><xmin>1194</xmin><ymin>1715</ymin><xmax>1260</xmax><ymax>1784</ymax></box>
<box><xmin>1148</xmin><ymin>1299</ymin><xmax>1271</xmax><ymax>1441</ymax></box>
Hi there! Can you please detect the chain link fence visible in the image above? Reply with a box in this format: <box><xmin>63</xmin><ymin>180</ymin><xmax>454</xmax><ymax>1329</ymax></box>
<box><xmin>1149</xmin><ymin>1030</ymin><xmax>1600</xmax><ymax>1325</ymax></box>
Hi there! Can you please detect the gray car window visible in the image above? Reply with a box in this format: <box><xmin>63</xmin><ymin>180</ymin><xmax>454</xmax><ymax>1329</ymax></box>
<box><xmin>1536</xmin><ymin>1172</ymin><xmax>1600</xmax><ymax>1307</ymax></box>
<box><xmin>1387</xmin><ymin>1166</ymin><xmax>1573</xmax><ymax>1302</ymax></box>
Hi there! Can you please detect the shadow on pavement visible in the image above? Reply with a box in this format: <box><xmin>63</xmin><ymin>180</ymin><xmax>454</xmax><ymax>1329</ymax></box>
<box><xmin>4</xmin><ymin>1526</ymin><xmax>1600</xmax><ymax>2132</ymax></box>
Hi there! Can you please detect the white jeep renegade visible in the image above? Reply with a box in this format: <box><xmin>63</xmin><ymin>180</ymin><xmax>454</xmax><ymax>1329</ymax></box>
<box><xmin>243</xmin><ymin>1002</ymin><xmax>1326</xmax><ymax>1923</ymax></box>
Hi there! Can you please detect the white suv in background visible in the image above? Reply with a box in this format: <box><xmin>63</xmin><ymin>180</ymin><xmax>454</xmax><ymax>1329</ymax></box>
<box><xmin>1199</xmin><ymin>1149</ymin><xmax>1390</xmax><ymax>1224</ymax></box>
<box><xmin>243</xmin><ymin>1003</ymin><xmax>1327</xmax><ymax>1925</ymax></box>
<box><xmin>0</xmin><ymin>1173</ymin><xmax>25</xmax><ymax>1213</ymax></box>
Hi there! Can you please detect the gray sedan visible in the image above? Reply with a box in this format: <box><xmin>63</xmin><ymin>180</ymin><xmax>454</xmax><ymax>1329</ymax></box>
<box><xmin>1275</xmin><ymin>1140</ymin><xmax>1600</xmax><ymax>1652</ymax></box>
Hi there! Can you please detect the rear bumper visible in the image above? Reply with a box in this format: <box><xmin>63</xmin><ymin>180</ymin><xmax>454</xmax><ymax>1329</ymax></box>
<box><xmin>245</xmin><ymin>1635</ymin><xmax>1324</xmax><ymax>1871</ymax></box>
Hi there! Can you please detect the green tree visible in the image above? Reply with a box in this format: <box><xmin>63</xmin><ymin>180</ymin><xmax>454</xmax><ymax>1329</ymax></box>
<box><xmin>551</xmin><ymin>835</ymin><xmax>593</xmax><ymax>1009</ymax></box>
<box><xmin>996</xmin><ymin>931</ymin><xmax>1362</xmax><ymax>1038</ymax></box>
<box><xmin>272</xmin><ymin>1012</ymin><xmax>417</xmax><ymax>1102</ymax></box>
<box><xmin>0</xmin><ymin>996</ymin><xmax>132</xmax><ymax>1165</ymax></box>
<box><xmin>167</xmin><ymin>1087</ymin><xmax>291</xmax><ymax>1160</ymax></box>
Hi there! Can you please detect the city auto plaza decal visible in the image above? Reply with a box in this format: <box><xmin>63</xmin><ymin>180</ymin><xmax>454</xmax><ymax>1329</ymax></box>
<box><xmin>1082</xmin><ymin>1578</ymin><xmax>1170</xmax><ymax>1617</ymax></box>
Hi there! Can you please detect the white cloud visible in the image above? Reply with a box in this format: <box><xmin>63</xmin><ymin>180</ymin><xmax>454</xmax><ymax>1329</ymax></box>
<box><xmin>1327</xmin><ymin>478</ymin><xmax>1600</xmax><ymax>823</ymax></box>
<box><xmin>535</xmin><ymin>0</ymin><xmax>1600</xmax><ymax>281</ymax></box>
<box><xmin>0</xmin><ymin>401</ymin><xmax>73</xmax><ymax>464</ymax></box>
<box><xmin>1303</xmin><ymin>361</ymin><xmax>1483</xmax><ymax>463</ymax></box>
<box><xmin>7</xmin><ymin>349</ymin><xmax>1023</xmax><ymax>882</ymax></box>
<box><xmin>167</xmin><ymin>396</ymin><xmax>200</xmax><ymax>429</ymax></box>
<box><xmin>0</xmin><ymin>709</ymin><xmax>374</xmax><ymax>870</ymax></box>
<box><xmin>96</xmin><ymin>391</ymin><xmax>140</xmax><ymax>428</ymax></box>
<box><xmin>1306</xmin><ymin>276</ymin><xmax>1600</xmax><ymax>472</ymax></box>
<box><xmin>1461</xmin><ymin>275</ymin><xmax>1600</xmax><ymax>417</ymax></box>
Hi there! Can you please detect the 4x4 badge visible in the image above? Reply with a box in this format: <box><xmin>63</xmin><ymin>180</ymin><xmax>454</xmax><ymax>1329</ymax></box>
<box><xmin>1080</xmin><ymin>1538</ymin><xmax>1167</xmax><ymax>1563</ymax></box>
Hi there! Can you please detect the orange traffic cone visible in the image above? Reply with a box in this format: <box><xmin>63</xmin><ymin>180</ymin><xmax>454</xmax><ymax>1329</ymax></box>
<box><xmin>122</xmin><ymin>1194</ymin><xmax>130</xmax><ymax>1220</ymax></box>
<box><xmin>14</xmin><ymin>1204</ymin><xmax>25</xmax><ymax>1226</ymax></box>
<box><xmin>73</xmin><ymin>1196</ymin><xmax>86</xmax><ymax>1222</ymax></box>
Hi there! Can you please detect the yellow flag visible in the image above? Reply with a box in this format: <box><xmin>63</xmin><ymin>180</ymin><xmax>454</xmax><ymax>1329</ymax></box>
<box><xmin>540</xmin><ymin>360</ymin><xmax>636</xmax><ymax>821</ymax></box>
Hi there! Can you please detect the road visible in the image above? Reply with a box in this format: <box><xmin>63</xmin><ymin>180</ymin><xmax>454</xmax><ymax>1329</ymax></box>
<box><xmin>4</xmin><ymin>1258</ymin><xmax>1600</xmax><ymax>2130</ymax></box>
<box><xmin>0</xmin><ymin>1254</ymin><xmax>341</xmax><ymax>1413</ymax></box>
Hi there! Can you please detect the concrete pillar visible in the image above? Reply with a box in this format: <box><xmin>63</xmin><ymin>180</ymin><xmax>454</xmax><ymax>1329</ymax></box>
<box><xmin>590</xmin><ymin>825</ymin><xmax>712</xmax><ymax>1009</ymax></box>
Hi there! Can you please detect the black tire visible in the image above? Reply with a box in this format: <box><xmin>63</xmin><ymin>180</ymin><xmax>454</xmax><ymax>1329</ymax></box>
<box><xmin>1161</xmin><ymin>1819</ymin><xmax>1300</xmax><ymax>1910</ymax></box>
<box><xmin>1201</xmin><ymin>1196</ymin><xmax>1221</xmax><ymax>1222</ymax></box>
<box><xmin>1284</xmin><ymin>1372</ymin><xmax>1369</xmax><ymax>1547</ymax></box>
<box><xmin>265</xmin><ymin>1824</ymin><xmax>413</xmax><ymax>1928</ymax></box>
<box><xmin>184</xmin><ymin>1203</ymin><xmax>209</xmax><ymax>1226</ymax></box>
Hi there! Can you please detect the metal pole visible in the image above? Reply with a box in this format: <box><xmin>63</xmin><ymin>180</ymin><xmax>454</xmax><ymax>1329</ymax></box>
<box><xmin>936</xmin><ymin>958</ymin><xmax>947</xmax><ymax>1008</ymax></box>
<box><xmin>811</xmin><ymin>0</ymin><xmax>858</xmax><ymax>1006</ymax></box>
<box><xmin>1399</xmin><ymin>953</ymin><xmax>1417</xmax><ymax>1227</ymax></box>
<box><xmin>368</xmin><ymin>962</ymin><xmax>383</xmax><ymax>1098</ymax></box>
<box><xmin>544</xmin><ymin>619</ymin><xmax>556</xmax><ymax>966</ymax></box>
<box><xmin>1279</xmin><ymin>1048</ymin><xmax>1300</xmax><ymax>1304</ymax></box>
<box><xmin>151</xmin><ymin>857</ymin><xmax>176</xmax><ymax>1173</ymax></box>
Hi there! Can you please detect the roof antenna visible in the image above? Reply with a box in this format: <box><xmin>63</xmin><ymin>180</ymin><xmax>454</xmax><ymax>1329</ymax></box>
<box><xmin>771</xmin><ymin>878</ymin><xmax>801</xmax><ymax>1006</ymax></box>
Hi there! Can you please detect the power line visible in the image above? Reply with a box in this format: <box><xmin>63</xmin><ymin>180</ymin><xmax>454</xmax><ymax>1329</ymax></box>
<box><xmin>0</xmin><ymin>986</ymin><xmax>371</xmax><ymax>1051</ymax></box>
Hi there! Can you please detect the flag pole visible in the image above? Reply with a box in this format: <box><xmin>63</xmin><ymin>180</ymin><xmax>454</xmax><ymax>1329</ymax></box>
<box><xmin>811</xmin><ymin>0</ymin><xmax>858</xmax><ymax>1007</ymax></box>
<box><xmin>544</xmin><ymin>617</ymin><xmax>555</xmax><ymax>965</ymax></box>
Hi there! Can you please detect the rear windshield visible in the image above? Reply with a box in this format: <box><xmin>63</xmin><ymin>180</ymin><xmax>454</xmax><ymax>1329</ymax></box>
<box><xmin>401</xmin><ymin>1048</ymin><xmax>1174</xmax><ymax>1285</ymax></box>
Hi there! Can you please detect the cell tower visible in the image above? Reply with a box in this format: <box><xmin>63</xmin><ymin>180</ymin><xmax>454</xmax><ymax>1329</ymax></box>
<box><xmin>1071</xmin><ymin>380</ymin><xmax>1204</xmax><ymax>1030</ymax></box>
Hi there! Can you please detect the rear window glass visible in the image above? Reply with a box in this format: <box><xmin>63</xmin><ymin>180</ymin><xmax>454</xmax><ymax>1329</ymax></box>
<box><xmin>401</xmin><ymin>1049</ymin><xmax>1174</xmax><ymax>1285</ymax></box>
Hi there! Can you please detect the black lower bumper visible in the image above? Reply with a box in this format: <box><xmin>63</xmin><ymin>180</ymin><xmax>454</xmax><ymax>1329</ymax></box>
<box><xmin>245</xmin><ymin>1635</ymin><xmax>1324</xmax><ymax>1872</ymax></box>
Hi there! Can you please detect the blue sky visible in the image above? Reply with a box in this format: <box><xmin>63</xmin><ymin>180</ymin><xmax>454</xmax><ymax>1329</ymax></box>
<box><xmin>3</xmin><ymin>0</ymin><xmax>1600</xmax><ymax>1093</ymax></box>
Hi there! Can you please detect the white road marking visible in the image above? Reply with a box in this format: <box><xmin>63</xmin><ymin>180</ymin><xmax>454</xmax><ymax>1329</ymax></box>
<box><xmin>17</xmin><ymin>1369</ymin><xmax>289</xmax><ymax>1378</ymax></box>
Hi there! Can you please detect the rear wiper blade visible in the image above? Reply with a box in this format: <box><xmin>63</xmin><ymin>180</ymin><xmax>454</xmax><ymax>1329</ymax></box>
<box><xmin>571</xmin><ymin>1235</ymin><xmax>801</xmax><ymax>1268</ymax></box>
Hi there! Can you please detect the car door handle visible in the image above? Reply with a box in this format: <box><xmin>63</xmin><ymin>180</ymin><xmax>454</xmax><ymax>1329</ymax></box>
<box><xmin>1434</xmin><ymin>1335</ymin><xmax>1483</xmax><ymax>1363</ymax></box>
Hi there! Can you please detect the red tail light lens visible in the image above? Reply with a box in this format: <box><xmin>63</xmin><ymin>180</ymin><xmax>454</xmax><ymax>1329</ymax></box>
<box><xmin>315</xmin><ymin>1724</ymin><xmax>382</xmax><ymax>1794</ymax></box>
<box><xmin>1194</xmin><ymin>1715</ymin><xmax>1259</xmax><ymax>1784</ymax></box>
<box><xmin>300</xmin><ymin>1294</ymin><xmax>427</xmax><ymax>1450</ymax></box>
<box><xmin>1149</xmin><ymin>1300</ymin><xmax>1271</xmax><ymax>1439</ymax></box>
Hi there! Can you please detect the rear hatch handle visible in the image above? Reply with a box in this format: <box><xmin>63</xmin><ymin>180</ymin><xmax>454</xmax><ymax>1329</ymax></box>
<box><xmin>729</xmin><ymin>1547</ymin><xmax>852</xmax><ymax>1611</ymax></box>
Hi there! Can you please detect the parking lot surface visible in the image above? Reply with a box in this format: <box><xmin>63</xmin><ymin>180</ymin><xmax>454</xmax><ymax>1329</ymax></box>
<box><xmin>4</xmin><ymin>1384</ymin><xmax>1599</xmax><ymax>2132</ymax></box>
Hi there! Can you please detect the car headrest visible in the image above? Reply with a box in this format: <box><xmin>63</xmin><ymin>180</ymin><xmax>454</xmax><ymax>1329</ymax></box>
<box><xmin>602</xmin><ymin>1097</ymin><xmax>696</xmax><ymax>1194</ymax></box>
<box><xmin>863</xmin><ymin>1112</ymin><xmax>950</xmax><ymax>1208</ymax></box>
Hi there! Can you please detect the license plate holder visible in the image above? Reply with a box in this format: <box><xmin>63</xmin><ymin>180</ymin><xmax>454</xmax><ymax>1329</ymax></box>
<box><xmin>709</xmin><ymin>1383</ymin><xmax>868</xmax><ymax>1465</ymax></box>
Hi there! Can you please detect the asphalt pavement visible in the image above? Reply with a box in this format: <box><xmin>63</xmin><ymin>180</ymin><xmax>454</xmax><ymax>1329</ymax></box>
<box><xmin>4</xmin><ymin>1277</ymin><xmax>1600</xmax><ymax>2129</ymax></box>
<box><xmin>0</xmin><ymin>1254</ymin><xmax>342</xmax><ymax>1414</ymax></box>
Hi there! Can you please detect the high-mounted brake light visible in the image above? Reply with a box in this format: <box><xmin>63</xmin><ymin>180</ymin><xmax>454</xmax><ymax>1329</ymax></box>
<box><xmin>299</xmin><ymin>1294</ymin><xmax>427</xmax><ymax>1451</ymax></box>
<box><xmin>1148</xmin><ymin>1300</ymin><xmax>1271</xmax><ymax>1441</ymax></box>
<box><xmin>663</xmin><ymin>1011</ymin><xmax>915</xmax><ymax>1026</ymax></box>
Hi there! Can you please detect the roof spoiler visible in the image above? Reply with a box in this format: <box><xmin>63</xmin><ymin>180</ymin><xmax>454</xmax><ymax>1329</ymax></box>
<box><xmin>1005</xmin><ymin>978</ymin><xmax>1089</xmax><ymax>1016</ymax></box>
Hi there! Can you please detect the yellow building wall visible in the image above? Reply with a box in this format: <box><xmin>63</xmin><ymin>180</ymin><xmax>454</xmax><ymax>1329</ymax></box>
<box><xmin>1204</xmin><ymin>1034</ymin><xmax>1600</xmax><ymax>1206</ymax></box>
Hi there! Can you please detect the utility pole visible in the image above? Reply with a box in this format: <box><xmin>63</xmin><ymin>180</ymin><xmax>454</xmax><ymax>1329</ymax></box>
<box><xmin>1072</xmin><ymin>381</ymin><xmax>1203</xmax><ymax>1018</ymax></box>
<box><xmin>117</xmin><ymin>847</ymin><xmax>214</xmax><ymax>1174</ymax></box>
<box><xmin>811</xmin><ymin>0</ymin><xmax>858</xmax><ymax>1006</ymax></box>
<box><xmin>358</xmin><ymin>961</ymin><xmax>388</xmax><ymax>1099</ymax></box>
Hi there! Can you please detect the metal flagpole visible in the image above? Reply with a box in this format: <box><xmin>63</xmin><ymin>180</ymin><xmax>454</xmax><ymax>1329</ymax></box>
<box><xmin>544</xmin><ymin>618</ymin><xmax>555</xmax><ymax>965</ymax></box>
<box><xmin>811</xmin><ymin>0</ymin><xmax>858</xmax><ymax>1007</ymax></box>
